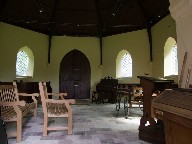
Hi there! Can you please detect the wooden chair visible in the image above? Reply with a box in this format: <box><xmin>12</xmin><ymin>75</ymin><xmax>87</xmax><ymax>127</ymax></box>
<box><xmin>38</xmin><ymin>82</ymin><xmax>75</xmax><ymax>136</ymax></box>
<box><xmin>129</xmin><ymin>86</ymin><xmax>143</xmax><ymax>109</ymax></box>
<box><xmin>0</xmin><ymin>82</ymin><xmax>38</xmax><ymax>142</ymax></box>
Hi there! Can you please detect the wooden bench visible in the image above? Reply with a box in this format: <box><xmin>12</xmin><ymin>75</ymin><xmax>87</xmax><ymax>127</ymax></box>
<box><xmin>0</xmin><ymin>82</ymin><xmax>39</xmax><ymax>142</ymax></box>
<box><xmin>0</xmin><ymin>81</ymin><xmax>52</xmax><ymax>103</ymax></box>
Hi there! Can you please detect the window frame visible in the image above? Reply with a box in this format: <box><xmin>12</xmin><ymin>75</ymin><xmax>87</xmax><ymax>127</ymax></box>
<box><xmin>16</xmin><ymin>46</ymin><xmax>34</xmax><ymax>78</ymax></box>
<box><xmin>164</xmin><ymin>37</ymin><xmax>178</xmax><ymax>77</ymax></box>
<box><xmin>116</xmin><ymin>50</ymin><xmax>132</xmax><ymax>78</ymax></box>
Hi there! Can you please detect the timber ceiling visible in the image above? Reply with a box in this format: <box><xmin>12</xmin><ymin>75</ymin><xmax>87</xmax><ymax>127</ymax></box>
<box><xmin>0</xmin><ymin>0</ymin><xmax>170</xmax><ymax>37</ymax></box>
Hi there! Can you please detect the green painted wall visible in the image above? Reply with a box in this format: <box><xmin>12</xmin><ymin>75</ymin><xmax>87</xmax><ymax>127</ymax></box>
<box><xmin>0</xmin><ymin>22</ymin><xmax>102</xmax><ymax>92</ymax></box>
<box><xmin>0</xmin><ymin>14</ymin><xmax>177</xmax><ymax>95</ymax></box>
<box><xmin>48</xmin><ymin>36</ymin><xmax>102</xmax><ymax>92</ymax></box>
<box><xmin>0</xmin><ymin>22</ymin><xmax>49</xmax><ymax>81</ymax></box>
<box><xmin>151</xmin><ymin>15</ymin><xmax>177</xmax><ymax>82</ymax></box>
<box><xmin>103</xmin><ymin>29</ymin><xmax>152</xmax><ymax>83</ymax></box>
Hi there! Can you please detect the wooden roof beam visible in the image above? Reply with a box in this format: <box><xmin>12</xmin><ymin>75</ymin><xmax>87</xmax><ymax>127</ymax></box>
<box><xmin>0</xmin><ymin>0</ymin><xmax>8</xmax><ymax>19</ymax></box>
<box><xmin>137</xmin><ymin>0</ymin><xmax>153</xmax><ymax>61</ymax></box>
<box><xmin>48</xmin><ymin>0</ymin><xmax>59</xmax><ymax>63</ymax></box>
<box><xmin>95</xmin><ymin>0</ymin><xmax>103</xmax><ymax>65</ymax></box>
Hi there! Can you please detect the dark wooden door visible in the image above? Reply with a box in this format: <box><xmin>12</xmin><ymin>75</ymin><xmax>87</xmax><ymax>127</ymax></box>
<box><xmin>59</xmin><ymin>49</ymin><xmax>91</xmax><ymax>99</ymax></box>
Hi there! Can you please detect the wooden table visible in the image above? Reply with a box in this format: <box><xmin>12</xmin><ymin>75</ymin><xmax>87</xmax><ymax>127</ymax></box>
<box><xmin>115</xmin><ymin>90</ymin><xmax>130</xmax><ymax>118</ymax></box>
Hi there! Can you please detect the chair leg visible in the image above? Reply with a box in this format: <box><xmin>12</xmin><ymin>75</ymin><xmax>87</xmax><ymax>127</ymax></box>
<box><xmin>43</xmin><ymin>115</ymin><xmax>48</xmax><ymax>136</ymax></box>
<box><xmin>34</xmin><ymin>104</ymin><xmax>37</xmax><ymax>118</ymax></box>
<box><xmin>16</xmin><ymin>115</ymin><xmax>22</xmax><ymax>143</ymax></box>
<box><xmin>68</xmin><ymin>113</ymin><xmax>72</xmax><ymax>134</ymax></box>
<box><xmin>129</xmin><ymin>102</ymin><xmax>132</xmax><ymax>108</ymax></box>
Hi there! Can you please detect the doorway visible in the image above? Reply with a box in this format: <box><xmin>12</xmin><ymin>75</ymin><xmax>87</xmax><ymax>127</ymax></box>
<box><xmin>59</xmin><ymin>49</ymin><xmax>91</xmax><ymax>99</ymax></box>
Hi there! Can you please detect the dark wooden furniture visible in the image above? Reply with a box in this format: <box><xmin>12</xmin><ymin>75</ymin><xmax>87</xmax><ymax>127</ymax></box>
<box><xmin>115</xmin><ymin>90</ymin><xmax>130</xmax><ymax>118</ymax></box>
<box><xmin>96</xmin><ymin>76</ymin><xmax>118</xmax><ymax>103</ymax></box>
<box><xmin>137</xmin><ymin>76</ymin><xmax>174</xmax><ymax>144</ymax></box>
<box><xmin>91</xmin><ymin>91</ymin><xmax>98</xmax><ymax>102</ymax></box>
<box><xmin>0</xmin><ymin>118</ymin><xmax>8</xmax><ymax>144</ymax></box>
<box><xmin>153</xmin><ymin>88</ymin><xmax>192</xmax><ymax>144</ymax></box>
<box><xmin>130</xmin><ymin>86</ymin><xmax>143</xmax><ymax>109</ymax></box>
<box><xmin>0</xmin><ymin>81</ymin><xmax>52</xmax><ymax>103</ymax></box>
<box><xmin>118</xmin><ymin>83</ymin><xmax>141</xmax><ymax>89</ymax></box>
<box><xmin>115</xmin><ymin>84</ymin><xmax>142</xmax><ymax>117</ymax></box>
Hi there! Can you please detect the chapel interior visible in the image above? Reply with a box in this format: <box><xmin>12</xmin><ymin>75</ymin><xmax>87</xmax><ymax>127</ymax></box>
<box><xmin>0</xmin><ymin>0</ymin><xmax>192</xmax><ymax>144</ymax></box>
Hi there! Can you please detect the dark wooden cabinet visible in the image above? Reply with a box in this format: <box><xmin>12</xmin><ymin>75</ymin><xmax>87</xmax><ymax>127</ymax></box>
<box><xmin>96</xmin><ymin>77</ymin><xmax>118</xmax><ymax>103</ymax></box>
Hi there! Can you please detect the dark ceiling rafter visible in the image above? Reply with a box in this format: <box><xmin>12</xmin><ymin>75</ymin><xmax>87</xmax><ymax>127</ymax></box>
<box><xmin>0</xmin><ymin>0</ymin><xmax>8</xmax><ymax>19</ymax></box>
<box><xmin>33</xmin><ymin>0</ymin><xmax>49</xmax><ymax>22</ymax></box>
<box><xmin>95</xmin><ymin>0</ymin><xmax>103</xmax><ymax>65</ymax></box>
<box><xmin>137</xmin><ymin>0</ymin><xmax>153</xmax><ymax>61</ymax></box>
<box><xmin>33</xmin><ymin>0</ymin><xmax>54</xmax><ymax>63</ymax></box>
<box><xmin>149</xmin><ymin>9</ymin><xmax>170</xmax><ymax>27</ymax></box>
<box><xmin>104</xmin><ymin>0</ymin><xmax>125</xmax><ymax>29</ymax></box>
<box><xmin>0</xmin><ymin>0</ymin><xmax>170</xmax><ymax>40</ymax></box>
<box><xmin>102</xmin><ymin>0</ymin><xmax>133</xmax><ymax>37</ymax></box>
<box><xmin>47</xmin><ymin>0</ymin><xmax>59</xmax><ymax>64</ymax></box>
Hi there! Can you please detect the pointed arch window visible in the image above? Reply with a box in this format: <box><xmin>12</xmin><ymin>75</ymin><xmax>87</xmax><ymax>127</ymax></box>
<box><xmin>171</xmin><ymin>45</ymin><xmax>178</xmax><ymax>75</ymax></box>
<box><xmin>16</xmin><ymin>46</ymin><xmax>34</xmax><ymax>78</ymax></box>
<box><xmin>164</xmin><ymin>37</ymin><xmax>178</xmax><ymax>76</ymax></box>
<box><xmin>16</xmin><ymin>50</ymin><xmax>29</xmax><ymax>76</ymax></box>
<box><xmin>120</xmin><ymin>53</ymin><xmax>132</xmax><ymax>77</ymax></box>
<box><xmin>116</xmin><ymin>50</ymin><xmax>132</xmax><ymax>78</ymax></box>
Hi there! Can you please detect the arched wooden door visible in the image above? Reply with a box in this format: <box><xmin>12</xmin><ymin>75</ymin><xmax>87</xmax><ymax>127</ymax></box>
<box><xmin>59</xmin><ymin>49</ymin><xmax>91</xmax><ymax>99</ymax></box>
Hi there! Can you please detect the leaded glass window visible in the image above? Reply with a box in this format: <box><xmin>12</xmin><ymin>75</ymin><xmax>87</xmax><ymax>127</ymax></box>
<box><xmin>120</xmin><ymin>53</ymin><xmax>132</xmax><ymax>77</ymax></box>
<box><xmin>16</xmin><ymin>50</ymin><xmax>29</xmax><ymax>76</ymax></box>
<box><xmin>164</xmin><ymin>37</ymin><xmax>178</xmax><ymax>77</ymax></box>
<box><xmin>171</xmin><ymin>45</ymin><xmax>178</xmax><ymax>75</ymax></box>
